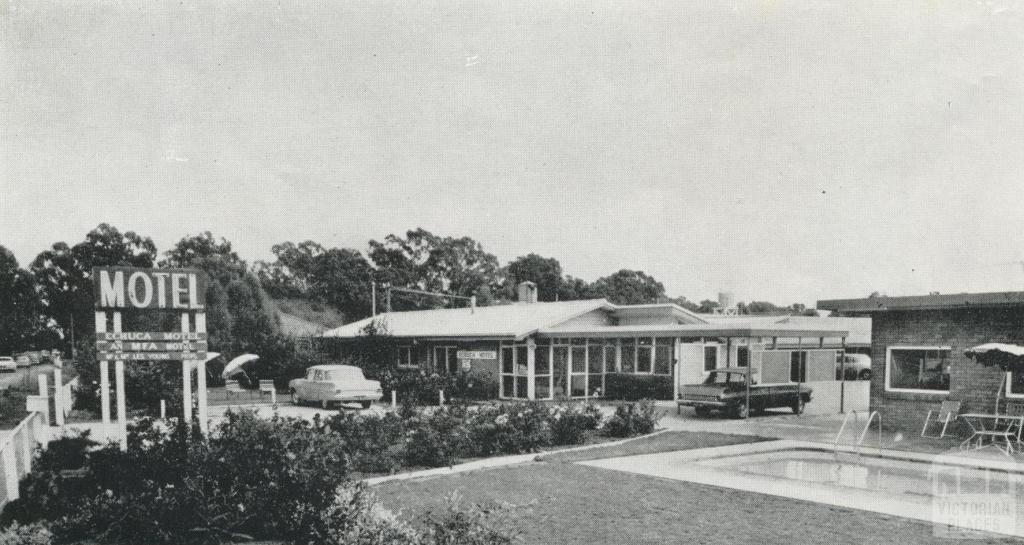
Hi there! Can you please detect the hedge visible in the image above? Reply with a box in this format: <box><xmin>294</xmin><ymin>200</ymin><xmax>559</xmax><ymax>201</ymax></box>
<box><xmin>603</xmin><ymin>373</ymin><xmax>673</xmax><ymax>401</ymax></box>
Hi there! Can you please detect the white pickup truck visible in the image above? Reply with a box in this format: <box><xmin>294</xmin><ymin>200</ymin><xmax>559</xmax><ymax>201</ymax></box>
<box><xmin>288</xmin><ymin>364</ymin><xmax>382</xmax><ymax>409</ymax></box>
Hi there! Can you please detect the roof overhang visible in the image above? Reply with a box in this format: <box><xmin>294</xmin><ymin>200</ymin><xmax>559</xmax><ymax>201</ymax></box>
<box><xmin>819</xmin><ymin>291</ymin><xmax>1024</xmax><ymax>313</ymax></box>
<box><xmin>538</xmin><ymin>323</ymin><xmax>849</xmax><ymax>339</ymax></box>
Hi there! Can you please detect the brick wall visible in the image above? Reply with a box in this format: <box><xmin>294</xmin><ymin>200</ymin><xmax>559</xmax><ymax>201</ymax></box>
<box><xmin>870</xmin><ymin>307</ymin><xmax>1024</xmax><ymax>432</ymax></box>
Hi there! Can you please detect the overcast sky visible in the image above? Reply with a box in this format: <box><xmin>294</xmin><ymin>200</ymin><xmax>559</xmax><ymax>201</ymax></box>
<box><xmin>4</xmin><ymin>1</ymin><xmax>1024</xmax><ymax>306</ymax></box>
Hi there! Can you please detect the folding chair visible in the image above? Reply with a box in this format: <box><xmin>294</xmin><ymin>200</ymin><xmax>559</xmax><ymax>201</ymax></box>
<box><xmin>225</xmin><ymin>379</ymin><xmax>246</xmax><ymax>400</ymax></box>
<box><xmin>1000</xmin><ymin>401</ymin><xmax>1024</xmax><ymax>445</ymax></box>
<box><xmin>922</xmin><ymin>400</ymin><xmax>961</xmax><ymax>438</ymax></box>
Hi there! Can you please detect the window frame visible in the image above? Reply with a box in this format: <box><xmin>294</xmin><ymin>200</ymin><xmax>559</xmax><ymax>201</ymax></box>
<box><xmin>703</xmin><ymin>345</ymin><xmax>719</xmax><ymax>373</ymax></box>
<box><xmin>1006</xmin><ymin>371</ymin><xmax>1024</xmax><ymax>399</ymax></box>
<box><xmin>396</xmin><ymin>346</ymin><xmax>417</xmax><ymax>369</ymax></box>
<box><xmin>885</xmin><ymin>346</ymin><xmax>952</xmax><ymax>394</ymax></box>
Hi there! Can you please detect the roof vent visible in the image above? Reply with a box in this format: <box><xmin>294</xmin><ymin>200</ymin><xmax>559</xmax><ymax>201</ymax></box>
<box><xmin>517</xmin><ymin>281</ymin><xmax>538</xmax><ymax>304</ymax></box>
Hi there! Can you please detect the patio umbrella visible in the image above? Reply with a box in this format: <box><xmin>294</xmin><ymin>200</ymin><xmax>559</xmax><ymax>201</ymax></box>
<box><xmin>221</xmin><ymin>354</ymin><xmax>259</xmax><ymax>379</ymax></box>
<box><xmin>964</xmin><ymin>343</ymin><xmax>1024</xmax><ymax>371</ymax></box>
<box><xmin>965</xmin><ymin>343</ymin><xmax>1024</xmax><ymax>412</ymax></box>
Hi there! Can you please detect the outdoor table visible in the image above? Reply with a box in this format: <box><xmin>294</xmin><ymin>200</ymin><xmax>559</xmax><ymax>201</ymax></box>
<box><xmin>959</xmin><ymin>413</ymin><xmax>1024</xmax><ymax>454</ymax></box>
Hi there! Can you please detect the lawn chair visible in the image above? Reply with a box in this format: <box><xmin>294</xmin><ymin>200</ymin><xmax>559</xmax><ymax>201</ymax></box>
<box><xmin>225</xmin><ymin>379</ymin><xmax>246</xmax><ymax>400</ymax></box>
<box><xmin>1000</xmin><ymin>401</ymin><xmax>1024</xmax><ymax>445</ymax></box>
<box><xmin>259</xmin><ymin>379</ymin><xmax>277</xmax><ymax>403</ymax></box>
<box><xmin>922</xmin><ymin>400</ymin><xmax>961</xmax><ymax>438</ymax></box>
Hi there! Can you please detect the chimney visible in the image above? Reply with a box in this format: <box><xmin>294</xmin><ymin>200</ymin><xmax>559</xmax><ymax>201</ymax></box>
<box><xmin>517</xmin><ymin>281</ymin><xmax>538</xmax><ymax>304</ymax></box>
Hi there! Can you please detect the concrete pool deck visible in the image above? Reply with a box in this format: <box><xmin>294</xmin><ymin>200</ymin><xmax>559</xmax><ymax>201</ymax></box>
<box><xmin>580</xmin><ymin>439</ymin><xmax>1024</xmax><ymax>539</ymax></box>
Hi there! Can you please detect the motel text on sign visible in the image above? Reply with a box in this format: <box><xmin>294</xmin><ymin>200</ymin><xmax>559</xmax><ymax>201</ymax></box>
<box><xmin>93</xmin><ymin>267</ymin><xmax>206</xmax><ymax>310</ymax></box>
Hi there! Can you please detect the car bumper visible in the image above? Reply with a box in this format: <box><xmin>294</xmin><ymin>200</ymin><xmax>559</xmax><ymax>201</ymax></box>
<box><xmin>677</xmin><ymin>400</ymin><xmax>727</xmax><ymax>408</ymax></box>
<box><xmin>0</xmin><ymin>366</ymin><xmax>16</xmax><ymax>373</ymax></box>
<box><xmin>326</xmin><ymin>393</ymin><xmax>383</xmax><ymax>402</ymax></box>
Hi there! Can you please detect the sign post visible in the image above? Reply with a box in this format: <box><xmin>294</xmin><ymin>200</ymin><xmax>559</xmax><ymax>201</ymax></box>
<box><xmin>93</xmin><ymin>267</ymin><xmax>207</xmax><ymax>450</ymax></box>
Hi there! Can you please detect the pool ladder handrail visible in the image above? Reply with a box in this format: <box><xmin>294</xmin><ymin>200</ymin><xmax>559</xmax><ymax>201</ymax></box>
<box><xmin>833</xmin><ymin>410</ymin><xmax>882</xmax><ymax>459</ymax></box>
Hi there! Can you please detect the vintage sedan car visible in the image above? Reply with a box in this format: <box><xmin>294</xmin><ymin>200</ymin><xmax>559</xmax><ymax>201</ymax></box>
<box><xmin>677</xmin><ymin>367</ymin><xmax>812</xmax><ymax>419</ymax></box>
<box><xmin>0</xmin><ymin>357</ymin><xmax>16</xmax><ymax>373</ymax></box>
<box><xmin>288</xmin><ymin>364</ymin><xmax>383</xmax><ymax>409</ymax></box>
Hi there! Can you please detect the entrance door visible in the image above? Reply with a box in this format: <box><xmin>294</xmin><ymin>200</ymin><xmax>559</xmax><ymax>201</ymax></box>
<box><xmin>434</xmin><ymin>346</ymin><xmax>458</xmax><ymax>374</ymax></box>
<box><xmin>677</xmin><ymin>343</ymin><xmax>705</xmax><ymax>389</ymax></box>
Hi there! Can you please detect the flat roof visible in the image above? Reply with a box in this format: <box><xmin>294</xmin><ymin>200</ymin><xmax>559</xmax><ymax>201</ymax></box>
<box><xmin>818</xmin><ymin>291</ymin><xmax>1024</xmax><ymax>313</ymax></box>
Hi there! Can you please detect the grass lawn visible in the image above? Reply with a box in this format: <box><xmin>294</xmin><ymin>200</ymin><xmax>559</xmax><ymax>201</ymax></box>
<box><xmin>539</xmin><ymin>429</ymin><xmax>773</xmax><ymax>463</ymax></box>
<box><xmin>374</xmin><ymin>431</ymin><xmax>1014</xmax><ymax>545</ymax></box>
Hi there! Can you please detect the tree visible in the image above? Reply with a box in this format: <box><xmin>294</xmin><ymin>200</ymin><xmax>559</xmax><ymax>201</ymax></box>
<box><xmin>556</xmin><ymin>275</ymin><xmax>595</xmax><ymax>301</ymax></box>
<box><xmin>31</xmin><ymin>223</ymin><xmax>158</xmax><ymax>346</ymax></box>
<box><xmin>504</xmin><ymin>254</ymin><xmax>563</xmax><ymax>302</ymax></box>
<box><xmin>669</xmin><ymin>296</ymin><xmax>700</xmax><ymax>312</ymax></box>
<box><xmin>308</xmin><ymin>248</ymin><xmax>374</xmax><ymax>321</ymax></box>
<box><xmin>697</xmin><ymin>299</ymin><xmax>721</xmax><ymax>313</ymax></box>
<box><xmin>368</xmin><ymin>229</ymin><xmax>501</xmax><ymax>310</ymax></box>
<box><xmin>254</xmin><ymin>240</ymin><xmax>326</xmax><ymax>298</ymax></box>
<box><xmin>0</xmin><ymin>246</ymin><xmax>49</xmax><ymax>354</ymax></box>
<box><xmin>589</xmin><ymin>269</ymin><xmax>665</xmax><ymax>305</ymax></box>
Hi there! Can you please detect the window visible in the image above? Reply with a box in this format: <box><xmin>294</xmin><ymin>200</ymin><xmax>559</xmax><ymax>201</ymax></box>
<box><xmin>637</xmin><ymin>338</ymin><xmax>653</xmax><ymax>373</ymax></box>
<box><xmin>654</xmin><ymin>338</ymin><xmax>673</xmax><ymax>375</ymax></box>
<box><xmin>434</xmin><ymin>346</ymin><xmax>459</xmax><ymax>374</ymax></box>
<box><xmin>587</xmin><ymin>343</ymin><xmax>604</xmax><ymax>396</ymax></box>
<box><xmin>500</xmin><ymin>344</ymin><xmax>531</xmax><ymax>399</ymax></box>
<box><xmin>790</xmin><ymin>351</ymin><xmax>807</xmax><ymax>382</ymax></box>
<box><xmin>887</xmin><ymin>347</ymin><xmax>950</xmax><ymax>392</ymax></box>
<box><xmin>737</xmin><ymin>346</ymin><xmax>750</xmax><ymax>368</ymax></box>
<box><xmin>1008</xmin><ymin>371</ymin><xmax>1024</xmax><ymax>398</ymax></box>
<box><xmin>621</xmin><ymin>339</ymin><xmax>636</xmax><ymax>373</ymax></box>
<box><xmin>396</xmin><ymin>346</ymin><xmax>416</xmax><ymax>369</ymax></box>
<box><xmin>535</xmin><ymin>342</ymin><xmax>552</xmax><ymax>400</ymax></box>
<box><xmin>704</xmin><ymin>346</ymin><xmax>718</xmax><ymax>372</ymax></box>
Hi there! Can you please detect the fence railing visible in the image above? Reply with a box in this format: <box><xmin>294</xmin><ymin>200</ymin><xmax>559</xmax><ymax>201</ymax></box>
<box><xmin>0</xmin><ymin>411</ymin><xmax>49</xmax><ymax>506</ymax></box>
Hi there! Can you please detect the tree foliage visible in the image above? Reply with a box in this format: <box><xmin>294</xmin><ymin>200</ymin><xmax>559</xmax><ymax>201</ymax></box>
<box><xmin>0</xmin><ymin>246</ymin><xmax>50</xmax><ymax>354</ymax></box>
<box><xmin>589</xmin><ymin>269</ymin><xmax>666</xmax><ymax>305</ymax></box>
<box><xmin>504</xmin><ymin>254</ymin><xmax>562</xmax><ymax>302</ymax></box>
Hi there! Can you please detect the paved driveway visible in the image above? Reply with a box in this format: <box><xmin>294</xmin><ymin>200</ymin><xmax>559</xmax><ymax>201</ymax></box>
<box><xmin>656</xmin><ymin>400</ymin><xmax>848</xmax><ymax>444</ymax></box>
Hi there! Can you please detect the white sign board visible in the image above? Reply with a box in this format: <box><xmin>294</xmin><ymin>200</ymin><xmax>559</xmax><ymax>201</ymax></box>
<box><xmin>457</xmin><ymin>350</ymin><xmax>496</xmax><ymax>360</ymax></box>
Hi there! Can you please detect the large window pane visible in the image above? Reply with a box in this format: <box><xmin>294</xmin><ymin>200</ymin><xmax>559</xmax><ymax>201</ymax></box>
<box><xmin>535</xmin><ymin>345</ymin><xmax>550</xmax><ymax>375</ymax></box>
<box><xmin>501</xmin><ymin>347</ymin><xmax>513</xmax><ymax>374</ymax></box>
<box><xmin>571</xmin><ymin>347</ymin><xmax>586</xmax><ymax>373</ymax></box>
<box><xmin>535</xmin><ymin>377</ymin><xmax>551</xmax><ymax>400</ymax></box>
<box><xmin>637</xmin><ymin>338</ymin><xmax>653</xmax><ymax>373</ymax></box>
<box><xmin>502</xmin><ymin>375</ymin><xmax>514</xmax><ymax>397</ymax></box>
<box><xmin>889</xmin><ymin>348</ymin><xmax>950</xmax><ymax>391</ymax></box>
<box><xmin>553</xmin><ymin>346</ymin><xmax>569</xmax><ymax>398</ymax></box>
<box><xmin>516</xmin><ymin>376</ymin><xmax>528</xmax><ymax>398</ymax></box>
<box><xmin>654</xmin><ymin>339</ymin><xmax>673</xmax><ymax>375</ymax></box>
<box><xmin>588</xmin><ymin>374</ymin><xmax>603</xmax><ymax>397</ymax></box>
<box><xmin>570</xmin><ymin>375</ymin><xmax>587</xmax><ymax>397</ymax></box>
<box><xmin>587</xmin><ymin>344</ymin><xmax>603</xmax><ymax>375</ymax></box>
<box><xmin>704</xmin><ymin>346</ymin><xmax>718</xmax><ymax>372</ymax></box>
<box><xmin>516</xmin><ymin>346</ymin><xmax>528</xmax><ymax>375</ymax></box>
<box><xmin>621</xmin><ymin>339</ymin><xmax>635</xmax><ymax>373</ymax></box>
<box><xmin>604</xmin><ymin>344</ymin><xmax>617</xmax><ymax>373</ymax></box>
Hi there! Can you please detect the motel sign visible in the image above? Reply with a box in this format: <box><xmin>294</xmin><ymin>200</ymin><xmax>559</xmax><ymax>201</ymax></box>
<box><xmin>93</xmin><ymin>267</ymin><xmax>206</xmax><ymax>310</ymax></box>
<box><xmin>92</xmin><ymin>266</ymin><xmax>211</xmax><ymax>450</ymax></box>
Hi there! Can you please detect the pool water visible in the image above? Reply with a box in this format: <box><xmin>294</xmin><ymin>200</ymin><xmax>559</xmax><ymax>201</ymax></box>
<box><xmin>699</xmin><ymin>450</ymin><xmax>1024</xmax><ymax>498</ymax></box>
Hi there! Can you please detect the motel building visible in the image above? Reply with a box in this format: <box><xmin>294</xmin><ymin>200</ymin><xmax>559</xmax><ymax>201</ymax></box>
<box><xmin>323</xmin><ymin>282</ymin><xmax>870</xmax><ymax>415</ymax></box>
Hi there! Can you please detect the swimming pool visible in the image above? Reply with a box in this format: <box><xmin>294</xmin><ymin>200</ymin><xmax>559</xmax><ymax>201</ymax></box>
<box><xmin>579</xmin><ymin>439</ymin><xmax>1024</xmax><ymax>538</ymax></box>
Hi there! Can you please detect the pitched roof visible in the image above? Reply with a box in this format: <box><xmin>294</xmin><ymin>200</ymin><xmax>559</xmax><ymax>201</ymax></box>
<box><xmin>321</xmin><ymin>299</ymin><xmax>615</xmax><ymax>340</ymax></box>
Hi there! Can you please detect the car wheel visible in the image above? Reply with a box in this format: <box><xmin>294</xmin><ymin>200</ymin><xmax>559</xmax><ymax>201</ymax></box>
<box><xmin>694</xmin><ymin>406</ymin><xmax>711</xmax><ymax>418</ymax></box>
<box><xmin>792</xmin><ymin>399</ymin><xmax>805</xmax><ymax>415</ymax></box>
<box><xmin>360</xmin><ymin>401</ymin><xmax>372</xmax><ymax>410</ymax></box>
<box><xmin>733</xmin><ymin>401</ymin><xmax>749</xmax><ymax>419</ymax></box>
<box><xmin>291</xmin><ymin>390</ymin><xmax>302</xmax><ymax>406</ymax></box>
<box><xmin>858</xmin><ymin>369</ymin><xmax>872</xmax><ymax>381</ymax></box>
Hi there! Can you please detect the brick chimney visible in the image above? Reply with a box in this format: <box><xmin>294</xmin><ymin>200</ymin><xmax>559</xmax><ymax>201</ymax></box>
<box><xmin>517</xmin><ymin>281</ymin><xmax>538</xmax><ymax>304</ymax></box>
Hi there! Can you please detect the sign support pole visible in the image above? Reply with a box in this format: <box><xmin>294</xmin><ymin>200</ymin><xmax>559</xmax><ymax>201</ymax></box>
<box><xmin>181</xmin><ymin>313</ymin><xmax>193</xmax><ymax>424</ymax></box>
<box><xmin>113</xmin><ymin>312</ymin><xmax>127</xmax><ymax>450</ymax></box>
<box><xmin>96</xmin><ymin>311</ymin><xmax>112</xmax><ymax>441</ymax></box>
<box><xmin>195</xmin><ymin>313</ymin><xmax>208</xmax><ymax>433</ymax></box>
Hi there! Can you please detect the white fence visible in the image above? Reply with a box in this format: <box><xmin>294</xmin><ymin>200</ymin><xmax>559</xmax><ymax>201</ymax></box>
<box><xmin>0</xmin><ymin>411</ymin><xmax>49</xmax><ymax>506</ymax></box>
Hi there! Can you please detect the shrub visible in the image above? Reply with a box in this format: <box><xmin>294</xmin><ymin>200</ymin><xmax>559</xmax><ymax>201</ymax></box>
<box><xmin>466</xmin><ymin>402</ymin><xmax>551</xmax><ymax>456</ymax></box>
<box><xmin>548</xmin><ymin>403</ymin><xmax>603</xmax><ymax>446</ymax></box>
<box><xmin>0</xmin><ymin>522</ymin><xmax>53</xmax><ymax>545</ymax></box>
<box><xmin>404</xmin><ymin>407</ymin><xmax>469</xmax><ymax>468</ymax></box>
<box><xmin>318</xmin><ymin>482</ymin><xmax>420</xmax><ymax>545</ymax></box>
<box><xmin>603</xmin><ymin>373</ymin><xmax>673</xmax><ymax>401</ymax></box>
<box><xmin>3</xmin><ymin>411</ymin><xmax>351</xmax><ymax>545</ymax></box>
<box><xmin>325</xmin><ymin>411</ymin><xmax>405</xmax><ymax>473</ymax></box>
<box><xmin>420</xmin><ymin>496</ymin><xmax>516</xmax><ymax>545</ymax></box>
<box><xmin>601</xmin><ymin>400</ymin><xmax>663</xmax><ymax>438</ymax></box>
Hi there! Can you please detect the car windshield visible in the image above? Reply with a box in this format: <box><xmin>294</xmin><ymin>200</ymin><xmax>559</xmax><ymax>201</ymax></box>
<box><xmin>326</xmin><ymin>369</ymin><xmax>362</xmax><ymax>381</ymax></box>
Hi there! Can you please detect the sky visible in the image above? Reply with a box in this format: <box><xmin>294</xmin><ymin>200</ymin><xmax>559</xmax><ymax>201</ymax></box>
<box><xmin>4</xmin><ymin>0</ymin><xmax>1024</xmax><ymax>307</ymax></box>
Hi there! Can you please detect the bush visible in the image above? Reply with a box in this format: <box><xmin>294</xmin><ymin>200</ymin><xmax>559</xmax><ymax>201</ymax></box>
<box><xmin>0</xmin><ymin>522</ymin><xmax>53</xmax><ymax>545</ymax></box>
<box><xmin>420</xmin><ymin>496</ymin><xmax>516</xmax><ymax>545</ymax></box>
<box><xmin>3</xmin><ymin>411</ymin><xmax>351</xmax><ymax>545</ymax></box>
<box><xmin>601</xmin><ymin>400</ymin><xmax>663</xmax><ymax>438</ymax></box>
<box><xmin>548</xmin><ymin>402</ymin><xmax>603</xmax><ymax>446</ymax></box>
<box><xmin>603</xmin><ymin>373</ymin><xmax>673</xmax><ymax>401</ymax></box>
<box><xmin>404</xmin><ymin>407</ymin><xmax>469</xmax><ymax>468</ymax></box>
<box><xmin>319</xmin><ymin>482</ymin><xmax>420</xmax><ymax>545</ymax></box>
<box><xmin>466</xmin><ymin>402</ymin><xmax>551</xmax><ymax>456</ymax></box>
<box><xmin>325</xmin><ymin>411</ymin><xmax>405</xmax><ymax>473</ymax></box>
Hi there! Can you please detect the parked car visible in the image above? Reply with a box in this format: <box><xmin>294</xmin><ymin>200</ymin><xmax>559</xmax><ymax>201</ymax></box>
<box><xmin>14</xmin><ymin>355</ymin><xmax>31</xmax><ymax>368</ymax></box>
<box><xmin>0</xmin><ymin>357</ymin><xmax>16</xmax><ymax>373</ymax></box>
<box><xmin>288</xmin><ymin>364</ymin><xmax>383</xmax><ymax>409</ymax></box>
<box><xmin>677</xmin><ymin>367</ymin><xmax>812</xmax><ymax>419</ymax></box>
<box><xmin>837</xmin><ymin>353</ymin><xmax>872</xmax><ymax>380</ymax></box>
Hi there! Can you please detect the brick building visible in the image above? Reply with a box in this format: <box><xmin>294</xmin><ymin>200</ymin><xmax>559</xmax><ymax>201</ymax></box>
<box><xmin>819</xmin><ymin>291</ymin><xmax>1024</xmax><ymax>432</ymax></box>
